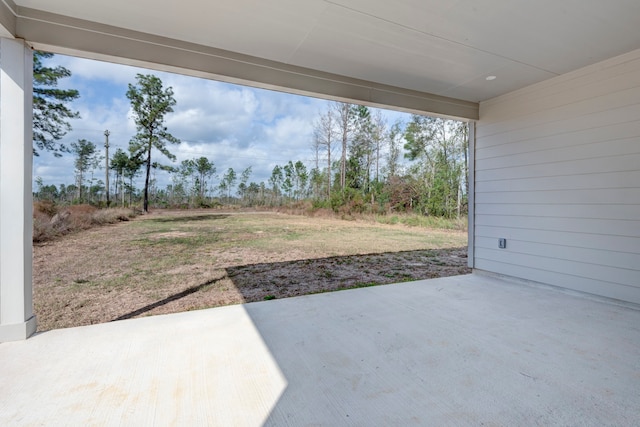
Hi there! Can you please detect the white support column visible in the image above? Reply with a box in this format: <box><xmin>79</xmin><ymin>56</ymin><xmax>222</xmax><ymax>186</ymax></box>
<box><xmin>467</xmin><ymin>121</ymin><xmax>475</xmax><ymax>269</ymax></box>
<box><xmin>0</xmin><ymin>37</ymin><xmax>36</xmax><ymax>341</ymax></box>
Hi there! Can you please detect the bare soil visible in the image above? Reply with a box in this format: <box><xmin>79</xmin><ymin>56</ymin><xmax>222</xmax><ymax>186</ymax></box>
<box><xmin>33</xmin><ymin>210</ymin><xmax>470</xmax><ymax>331</ymax></box>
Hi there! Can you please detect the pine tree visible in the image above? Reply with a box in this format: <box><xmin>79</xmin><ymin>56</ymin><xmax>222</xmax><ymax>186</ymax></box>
<box><xmin>222</xmin><ymin>168</ymin><xmax>237</xmax><ymax>203</ymax></box>
<box><xmin>71</xmin><ymin>139</ymin><xmax>96</xmax><ymax>203</ymax></box>
<box><xmin>194</xmin><ymin>157</ymin><xmax>217</xmax><ymax>200</ymax></box>
<box><xmin>33</xmin><ymin>51</ymin><xmax>80</xmax><ymax>157</ymax></box>
<box><xmin>126</xmin><ymin>74</ymin><xmax>181</xmax><ymax>212</ymax></box>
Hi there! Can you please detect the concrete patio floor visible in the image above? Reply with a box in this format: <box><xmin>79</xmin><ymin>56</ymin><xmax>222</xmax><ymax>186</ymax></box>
<box><xmin>1</xmin><ymin>273</ymin><xmax>639</xmax><ymax>426</ymax></box>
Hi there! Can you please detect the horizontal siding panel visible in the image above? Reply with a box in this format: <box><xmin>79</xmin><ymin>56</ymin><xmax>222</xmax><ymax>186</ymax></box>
<box><xmin>479</xmin><ymin>51</ymin><xmax>640</xmax><ymax>124</ymax></box>
<box><xmin>475</xmin><ymin>215</ymin><xmax>640</xmax><ymax>238</ymax></box>
<box><xmin>476</xmin><ymin>153</ymin><xmax>640</xmax><ymax>181</ymax></box>
<box><xmin>478</xmin><ymin>74</ymin><xmax>640</xmax><ymax>136</ymax></box>
<box><xmin>475</xmin><ymin>49</ymin><xmax>640</xmax><ymax>303</ymax></box>
<box><xmin>475</xmin><ymin>225</ymin><xmax>640</xmax><ymax>255</ymax></box>
<box><xmin>475</xmin><ymin>203</ymin><xmax>640</xmax><ymax>222</ymax></box>
<box><xmin>475</xmin><ymin>171</ymin><xmax>640</xmax><ymax>193</ymax></box>
<box><xmin>475</xmin><ymin>237</ymin><xmax>640</xmax><ymax>271</ymax></box>
<box><xmin>477</xmin><ymin>138</ymin><xmax>639</xmax><ymax>171</ymax></box>
<box><xmin>479</xmin><ymin>77</ymin><xmax>640</xmax><ymax>138</ymax></box>
<box><xmin>474</xmin><ymin>260</ymin><xmax>640</xmax><ymax>305</ymax></box>
<box><xmin>474</xmin><ymin>248</ymin><xmax>639</xmax><ymax>288</ymax></box>
<box><xmin>475</xmin><ymin>188</ymin><xmax>640</xmax><ymax>205</ymax></box>
<box><xmin>477</xmin><ymin>101</ymin><xmax>640</xmax><ymax>148</ymax></box>
<box><xmin>476</xmin><ymin>119</ymin><xmax>640</xmax><ymax>161</ymax></box>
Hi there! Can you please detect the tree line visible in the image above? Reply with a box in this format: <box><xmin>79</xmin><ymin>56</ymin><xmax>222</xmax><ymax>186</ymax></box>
<box><xmin>33</xmin><ymin>53</ymin><xmax>469</xmax><ymax>218</ymax></box>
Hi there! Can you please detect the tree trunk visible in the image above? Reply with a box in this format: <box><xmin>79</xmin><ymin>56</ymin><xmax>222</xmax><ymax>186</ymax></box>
<box><xmin>457</xmin><ymin>180</ymin><xmax>462</xmax><ymax>219</ymax></box>
<box><xmin>77</xmin><ymin>170</ymin><xmax>83</xmax><ymax>202</ymax></box>
<box><xmin>143</xmin><ymin>142</ymin><xmax>152</xmax><ymax>212</ymax></box>
<box><xmin>335</xmin><ymin>103</ymin><xmax>349</xmax><ymax>191</ymax></box>
<box><xmin>129</xmin><ymin>177</ymin><xmax>133</xmax><ymax>206</ymax></box>
<box><xmin>376</xmin><ymin>138</ymin><xmax>380</xmax><ymax>182</ymax></box>
<box><xmin>327</xmin><ymin>144</ymin><xmax>331</xmax><ymax>197</ymax></box>
<box><xmin>341</xmin><ymin>129</ymin><xmax>347</xmax><ymax>190</ymax></box>
<box><xmin>121</xmin><ymin>173</ymin><xmax>125</xmax><ymax>206</ymax></box>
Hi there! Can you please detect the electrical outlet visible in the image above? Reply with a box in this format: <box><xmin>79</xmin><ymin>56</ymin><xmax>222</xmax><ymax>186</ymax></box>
<box><xmin>498</xmin><ymin>238</ymin><xmax>507</xmax><ymax>249</ymax></box>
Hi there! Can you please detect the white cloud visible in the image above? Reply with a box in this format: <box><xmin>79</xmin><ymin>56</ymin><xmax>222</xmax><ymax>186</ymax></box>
<box><xmin>55</xmin><ymin>55</ymin><xmax>147</xmax><ymax>86</ymax></box>
<box><xmin>34</xmin><ymin>54</ymin><xmax>412</xmax><ymax>192</ymax></box>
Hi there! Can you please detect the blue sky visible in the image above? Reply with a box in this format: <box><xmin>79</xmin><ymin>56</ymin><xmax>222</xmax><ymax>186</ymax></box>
<box><xmin>34</xmin><ymin>54</ymin><xmax>411</xmax><ymax>190</ymax></box>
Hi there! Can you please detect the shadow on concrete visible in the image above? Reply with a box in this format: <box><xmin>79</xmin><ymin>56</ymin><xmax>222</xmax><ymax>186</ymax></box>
<box><xmin>6</xmin><ymin>275</ymin><xmax>640</xmax><ymax>425</ymax></box>
<box><xmin>241</xmin><ymin>274</ymin><xmax>640</xmax><ymax>425</ymax></box>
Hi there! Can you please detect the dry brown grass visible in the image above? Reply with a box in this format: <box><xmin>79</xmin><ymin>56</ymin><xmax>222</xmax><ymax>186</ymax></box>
<box><xmin>271</xmin><ymin>202</ymin><xmax>468</xmax><ymax>230</ymax></box>
<box><xmin>33</xmin><ymin>202</ymin><xmax>138</xmax><ymax>242</ymax></box>
<box><xmin>33</xmin><ymin>210</ymin><xmax>470</xmax><ymax>331</ymax></box>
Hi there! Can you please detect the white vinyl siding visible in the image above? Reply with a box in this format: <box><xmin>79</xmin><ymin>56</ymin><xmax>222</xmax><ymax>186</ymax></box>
<box><xmin>475</xmin><ymin>49</ymin><xmax>640</xmax><ymax>304</ymax></box>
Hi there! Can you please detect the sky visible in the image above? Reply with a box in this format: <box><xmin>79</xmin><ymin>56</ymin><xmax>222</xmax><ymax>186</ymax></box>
<box><xmin>34</xmin><ymin>54</ymin><xmax>412</xmax><ymax>191</ymax></box>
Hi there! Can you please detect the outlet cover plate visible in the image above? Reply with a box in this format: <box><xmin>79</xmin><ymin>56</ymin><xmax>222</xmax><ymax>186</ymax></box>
<box><xmin>498</xmin><ymin>238</ymin><xmax>507</xmax><ymax>249</ymax></box>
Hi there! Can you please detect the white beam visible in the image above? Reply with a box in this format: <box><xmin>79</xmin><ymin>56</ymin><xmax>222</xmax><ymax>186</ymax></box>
<box><xmin>16</xmin><ymin>8</ymin><xmax>478</xmax><ymax>120</ymax></box>
<box><xmin>0</xmin><ymin>37</ymin><xmax>36</xmax><ymax>341</ymax></box>
<box><xmin>0</xmin><ymin>1</ymin><xmax>16</xmax><ymax>38</ymax></box>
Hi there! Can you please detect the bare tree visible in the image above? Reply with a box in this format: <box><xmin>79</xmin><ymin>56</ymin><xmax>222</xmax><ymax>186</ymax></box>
<box><xmin>313</xmin><ymin>109</ymin><xmax>335</xmax><ymax>197</ymax></box>
<box><xmin>386</xmin><ymin>120</ymin><xmax>403</xmax><ymax>179</ymax></box>
<box><xmin>371</xmin><ymin>110</ymin><xmax>387</xmax><ymax>183</ymax></box>
<box><xmin>332</xmin><ymin>102</ymin><xmax>353</xmax><ymax>191</ymax></box>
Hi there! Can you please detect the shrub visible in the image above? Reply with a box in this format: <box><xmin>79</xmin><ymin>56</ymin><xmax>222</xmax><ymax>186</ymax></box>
<box><xmin>90</xmin><ymin>208</ymin><xmax>135</xmax><ymax>225</ymax></box>
<box><xmin>374</xmin><ymin>213</ymin><xmax>467</xmax><ymax>231</ymax></box>
<box><xmin>330</xmin><ymin>188</ymin><xmax>366</xmax><ymax>215</ymax></box>
<box><xmin>311</xmin><ymin>199</ymin><xmax>331</xmax><ymax>210</ymax></box>
<box><xmin>33</xmin><ymin>210</ymin><xmax>56</xmax><ymax>242</ymax></box>
<box><xmin>32</xmin><ymin>203</ymin><xmax>139</xmax><ymax>243</ymax></box>
<box><xmin>34</xmin><ymin>200</ymin><xmax>58</xmax><ymax>217</ymax></box>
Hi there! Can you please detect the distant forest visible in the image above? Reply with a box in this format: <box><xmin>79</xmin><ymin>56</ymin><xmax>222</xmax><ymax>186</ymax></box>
<box><xmin>35</xmin><ymin>102</ymin><xmax>469</xmax><ymax>219</ymax></box>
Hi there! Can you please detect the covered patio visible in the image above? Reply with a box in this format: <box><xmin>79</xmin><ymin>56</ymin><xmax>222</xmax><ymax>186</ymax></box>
<box><xmin>2</xmin><ymin>274</ymin><xmax>639</xmax><ymax>425</ymax></box>
<box><xmin>1</xmin><ymin>0</ymin><xmax>639</xmax><ymax>340</ymax></box>
<box><xmin>1</xmin><ymin>1</ymin><xmax>639</xmax><ymax>424</ymax></box>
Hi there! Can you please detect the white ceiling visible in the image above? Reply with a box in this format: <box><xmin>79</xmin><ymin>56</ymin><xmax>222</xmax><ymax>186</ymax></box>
<box><xmin>6</xmin><ymin>0</ymin><xmax>640</xmax><ymax>109</ymax></box>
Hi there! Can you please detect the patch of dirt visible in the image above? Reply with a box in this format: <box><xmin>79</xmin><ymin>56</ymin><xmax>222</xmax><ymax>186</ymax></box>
<box><xmin>226</xmin><ymin>248</ymin><xmax>469</xmax><ymax>301</ymax></box>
